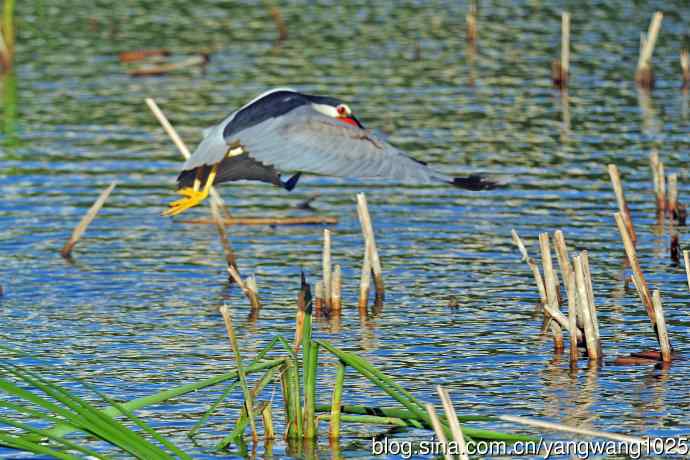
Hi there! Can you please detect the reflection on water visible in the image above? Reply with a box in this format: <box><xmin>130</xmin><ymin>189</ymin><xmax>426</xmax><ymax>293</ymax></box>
<box><xmin>1</xmin><ymin>0</ymin><xmax>690</xmax><ymax>458</ymax></box>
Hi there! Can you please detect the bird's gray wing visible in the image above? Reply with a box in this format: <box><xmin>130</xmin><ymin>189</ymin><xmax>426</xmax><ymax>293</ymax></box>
<box><xmin>232</xmin><ymin>105</ymin><xmax>452</xmax><ymax>184</ymax></box>
<box><xmin>180</xmin><ymin>112</ymin><xmax>238</xmax><ymax>171</ymax></box>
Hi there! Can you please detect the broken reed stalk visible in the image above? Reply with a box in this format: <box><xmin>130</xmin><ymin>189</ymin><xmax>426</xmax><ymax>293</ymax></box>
<box><xmin>358</xmin><ymin>241</ymin><xmax>371</xmax><ymax>317</ymax></box>
<box><xmin>436</xmin><ymin>387</ymin><xmax>470</xmax><ymax>460</ymax></box>
<box><xmin>668</xmin><ymin>173</ymin><xmax>678</xmax><ymax>217</ymax></box>
<box><xmin>511</xmin><ymin>230</ymin><xmax>547</xmax><ymax>306</ymax></box>
<box><xmin>651</xmin><ymin>290</ymin><xmax>672</xmax><ymax>362</ymax></box>
<box><xmin>129</xmin><ymin>54</ymin><xmax>209</xmax><ymax>77</ymax></box>
<box><xmin>331</xmin><ymin>264</ymin><xmax>342</xmax><ymax>312</ymax></box>
<box><xmin>219</xmin><ymin>305</ymin><xmax>258</xmax><ymax>443</ymax></box>
<box><xmin>270</xmin><ymin>6</ymin><xmax>288</xmax><ymax>44</ymax></box>
<box><xmin>682</xmin><ymin>49</ymin><xmax>689</xmax><ymax>89</ymax></box>
<box><xmin>356</xmin><ymin>193</ymin><xmax>384</xmax><ymax>306</ymax></box>
<box><xmin>424</xmin><ymin>404</ymin><xmax>453</xmax><ymax>460</ymax></box>
<box><xmin>322</xmin><ymin>229</ymin><xmax>332</xmax><ymax>309</ymax></box>
<box><xmin>552</xmin><ymin>11</ymin><xmax>570</xmax><ymax>89</ymax></box>
<box><xmin>466</xmin><ymin>2</ymin><xmax>477</xmax><ymax>47</ymax></box>
<box><xmin>573</xmin><ymin>255</ymin><xmax>599</xmax><ymax>361</ymax></box>
<box><xmin>227</xmin><ymin>266</ymin><xmax>261</xmax><ymax>310</ymax></box>
<box><xmin>565</xmin><ymin>271</ymin><xmax>579</xmax><ymax>362</ymax></box>
<box><xmin>211</xmin><ymin>201</ymin><xmax>239</xmax><ymax>278</ymax></box>
<box><xmin>607</xmin><ymin>164</ymin><xmax>636</xmax><ymax>242</ymax></box>
<box><xmin>635</xmin><ymin>11</ymin><xmax>663</xmax><ymax>90</ymax></box>
<box><xmin>614</xmin><ymin>212</ymin><xmax>658</xmax><ymax>332</ymax></box>
<box><xmin>294</xmin><ymin>273</ymin><xmax>311</xmax><ymax>351</ymax></box>
<box><xmin>180</xmin><ymin>216</ymin><xmax>338</xmax><ymax>226</ymax></box>
<box><xmin>314</xmin><ymin>281</ymin><xmax>324</xmax><ymax>313</ymax></box>
<box><xmin>684</xmin><ymin>250</ymin><xmax>690</xmax><ymax>292</ymax></box>
<box><xmin>580</xmin><ymin>251</ymin><xmax>600</xmax><ymax>341</ymax></box>
<box><xmin>649</xmin><ymin>150</ymin><xmax>666</xmax><ymax>215</ymax></box>
<box><xmin>60</xmin><ymin>182</ymin><xmax>117</xmax><ymax>259</ymax></box>
<box><xmin>539</xmin><ymin>233</ymin><xmax>563</xmax><ymax>347</ymax></box>
<box><xmin>144</xmin><ymin>98</ymin><xmax>229</xmax><ymax>217</ymax></box>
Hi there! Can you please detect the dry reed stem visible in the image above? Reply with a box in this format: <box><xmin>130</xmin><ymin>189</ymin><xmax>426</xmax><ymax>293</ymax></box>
<box><xmin>561</xmin><ymin>12</ymin><xmax>570</xmax><ymax>78</ymax></box>
<box><xmin>574</xmin><ymin>255</ymin><xmax>599</xmax><ymax>361</ymax></box>
<box><xmin>129</xmin><ymin>54</ymin><xmax>208</xmax><ymax>77</ymax></box>
<box><xmin>60</xmin><ymin>182</ymin><xmax>117</xmax><ymax>259</ymax></box>
<box><xmin>358</xmin><ymin>240</ymin><xmax>371</xmax><ymax>317</ymax></box>
<box><xmin>294</xmin><ymin>273</ymin><xmax>310</xmax><ymax>351</ymax></box>
<box><xmin>119</xmin><ymin>49</ymin><xmax>170</xmax><ymax>63</ymax></box>
<box><xmin>539</xmin><ymin>233</ymin><xmax>563</xmax><ymax>345</ymax></box>
<box><xmin>261</xmin><ymin>403</ymin><xmax>275</xmax><ymax>440</ymax></box>
<box><xmin>314</xmin><ymin>281</ymin><xmax>324</xmax><ymax>314</ymax></box>
<box><xmin>424</xmin><ymin>404</ymin><xmax>452</xmax><ymax>460</ymax></box>
<box><xmin>651</xmin><ymin>290</ymin><xmax>672</xmax><ymax>362</ymax></box>
<box><xmin>356</xmin><ymin>193</ymin><xmax>384</xmax><ymax>305</ymax></box>
<box><xmin>322</xmin><ymin>229</ymin><xmax>332</xmax><ymax>309</ymax></box>
<box><xmin>614</xmin><ymin>212</ymin><xmax>656</xmax><ymax>327</ymax></box>
<box><xmin>245</xmin><ymin>276</ymin><xmax>260</xmax><ymax>310</ymax></box>
<box><xmin>219</xmin><ymin>305</ymin><xmax>258</xmax><ymax>442</ymax></box>
<box><xmin>331</xmin><ymin>264</ymin><xmax>342</xmax><ymax>312</ymax></box>
<box><xmin>498</xmin><ymin>415</ymin><xmax>671</xmax><ymax>451</ymax></box>
<box><xmin>180</xmin><ymin>216</ymin><xmax>337</xmax><ymax>226</ymax></box>
<box><xmin>635</xmin><ymin>12</ymin><xmax>663</xmax><ymax>89</ymax></box>
<box><xmin>684</xmin><ymin>250</ymin><xmax>690</xmax><ymax>292</ymax></box>
<box><xmin>144</xmin><ymin>98</ymin><xmax>229</xmax><ymax>217</ymax></box>
<box><xmin>580</xmin><ymin>251</ymin><xmax>600</xmax><ymax>341</ymax></box>
<box><xmin>550</xmin><ymin>322</ymin><xmax>565</xmax><ymax>353</ymax></box>
<box><xmin>227</xmin><ymin>266</ymin><xmax>260</xmax><ymax>310</ymax></box>
<box><xmin>511</xmin><ymin>230</ymin><xmax>547</xmax><ymax>306</ymax></box>
<box><xmin>211</xmin><ymin>201</ymin><xmax>238</xmax><ymax>277</ymax></box>
<box><xmin>436</xmin><ymin>387</ymin><xmax>469</xmax><ymax>460</ymax></box>
<box><xmin>270</xmin><ymin>6</ymin><xmax>288</xmax><ymax>44</ymax></box>
<box><xmin>608</xmin><ymin>164</ymin><xmax>637</xmax><ymax>242</ymax></box>
<box><xmin>682</xmin><ymin>49</ymin><xmax>689</xmax><ymax>89</ymax></box>
<box><xmin>466</xmin><ymin>2</ymin><xmax>477</xmax><ymax>46</ymax></box>
<box><xmin>565</xmin><ymin>271</ymin><xmax>579</xmax><ymax>361</ymax></box>
<box><xmin>649</xmin><ymin>150</ymin><xmax>666</xmax><ymax>214</ymax></box>
<box><xmin>552</xmin><ymin>12</ymin><xmax>570</xmax><ymax>88</ymax></box>
<box><xmin>668</xmin><ymin>173</ymin><xmax>678</xmax><ymax>217</ymax></box>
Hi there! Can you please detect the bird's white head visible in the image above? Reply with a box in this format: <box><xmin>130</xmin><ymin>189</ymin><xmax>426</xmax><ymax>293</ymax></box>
<box><xmin>311</xmin><ymin>101</ymin><xmax>362</xmax><ymax>128</ymax></box>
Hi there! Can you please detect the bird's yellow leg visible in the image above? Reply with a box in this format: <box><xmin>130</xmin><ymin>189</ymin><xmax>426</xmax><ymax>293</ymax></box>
<box><xmin>163</xmin><ymin>164</ymin><xmax>218</xmax><ymax>216</ymax></box>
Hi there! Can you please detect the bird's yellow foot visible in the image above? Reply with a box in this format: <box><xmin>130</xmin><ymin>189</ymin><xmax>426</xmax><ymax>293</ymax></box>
<box><xmin>162</xmin><ymin>187</ymin><xmax>209</xmax><ymax>216</ymax></box>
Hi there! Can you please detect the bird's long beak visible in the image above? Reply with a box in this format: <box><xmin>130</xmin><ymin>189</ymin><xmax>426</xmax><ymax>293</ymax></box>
<box><xmin>350</xmin><ymin>115</ymin><xmax>365</xmax><ymax>129</ymax></box>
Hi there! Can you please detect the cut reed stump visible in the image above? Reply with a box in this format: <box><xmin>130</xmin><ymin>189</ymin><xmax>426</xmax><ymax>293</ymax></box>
<box><xmin>322</xmin><ymin>229</ymin><xmax>332</xmax><ymax>310</ymax></box>
<box><xmin>635</xmin><ymin>12</ymin><xmax>663</xmax><ymax>90</ymax></box>
<box><xmin>667</xmin><ymin>173</ymin><xmax>687</xmax><ymax>225</ymax></box>
<box><xmin>294</xmin><ymin>272</ymin><xmax>312</xmax><ymax>351</ymax></box>
<box><xmin>607</xmin><ymin>164</ymin><xmax>636</xmax><ymax>243</ymax></box>
<box><xmin>649</xmin><ymin>150</ymin><xmax>666</xmax><ymax>215</ymax></box>
<box><xmin>552</xmin><ymin>12</ymin><xmax>570</xmax><ymax>89</ymax></box>
<box><xmin>331</xmin><ymin>264</ymin><xmax>342</xmax><ymax>312</ymax></box>
<box><xmin>466</xmin><ymin>2</ymin><xmax>477</xmax><ymax>47</ymax></box>
<box><xmin>60</xmin><ymin>182</ymin><xmax>117</xmax><ymax>259</ymax></box>
<box><xmin>356</xmin><ymin>193</ymin><xmax>384</xmax><ymax>309</ymax></box>
<box><xmin>270</xmin><ymin>6</ymin><xmax>288</xmax><ymax>46</ymax></box>
<box><xmin>539</xmin><ymin>233</ymin><xmax>564</xmax><ymax>351</ymax></box>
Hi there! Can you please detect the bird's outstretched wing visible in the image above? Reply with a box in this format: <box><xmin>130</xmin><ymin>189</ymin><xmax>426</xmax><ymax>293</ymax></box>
<box><xmin>182</xmin><ymin>104</ymin><xmax>494</xmax><ymax>189</ymax></box>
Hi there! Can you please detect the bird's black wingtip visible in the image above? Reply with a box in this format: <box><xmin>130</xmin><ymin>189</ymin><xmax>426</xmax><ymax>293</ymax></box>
<box><xmin>449</xmin><ymin>175</ymin><xmax>499</xmax><ymax>191</ymax></box>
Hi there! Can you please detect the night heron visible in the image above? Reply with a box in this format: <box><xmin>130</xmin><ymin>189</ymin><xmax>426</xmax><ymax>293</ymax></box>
<box><xmin>163</xmin><ymin>88</ymin><xmax>495</xmax><ymax>216</ymax></box>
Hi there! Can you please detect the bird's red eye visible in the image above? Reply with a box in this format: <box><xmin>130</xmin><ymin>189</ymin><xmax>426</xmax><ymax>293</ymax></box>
<box><xmin>337</xmin><ymin>105</ymin><xmax>346</xmax><ymax>115</ymax></box>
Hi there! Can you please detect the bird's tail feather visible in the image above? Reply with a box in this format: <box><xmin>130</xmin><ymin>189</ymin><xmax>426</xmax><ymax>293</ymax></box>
<box><xmin>449</xmin><ymin>175</ymin><xmax>497</xmax><ymax>191</ymax></box>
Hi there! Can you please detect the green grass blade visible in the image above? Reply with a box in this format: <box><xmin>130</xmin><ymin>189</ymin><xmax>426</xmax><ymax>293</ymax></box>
<box><xmin>40</xmin><ymin>358</ymin><xmax>285</xmax><ymax>440</ymax></box>
<box><xmin>0</xmin><ymin>432</ymin><xmax>81</xmax><ymax>460</ymax></box>
<box><xmin>328</xmin><ymin>360</ymin><xmax>346</xmax><ymax>439</ymax></box>
<box><xmin>0</xmin><ymin>416</ymin><xmax>109</xmax><ymax>459</ymax></box>
<box><xmin>187</xmin><ymin>380</ymin><xmax>239</xmax><ymax>438</ymax></box>
<box><xmin>303</xmin><ymin>342</ymin><xmax>318</xmax><ymax>439</ymax></box>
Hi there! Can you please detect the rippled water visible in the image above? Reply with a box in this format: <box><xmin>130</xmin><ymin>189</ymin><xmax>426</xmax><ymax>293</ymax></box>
<box><xmin>1</xmin><ymin>1</ymin><xmax>690</xmax><ymax>458</ymax></box>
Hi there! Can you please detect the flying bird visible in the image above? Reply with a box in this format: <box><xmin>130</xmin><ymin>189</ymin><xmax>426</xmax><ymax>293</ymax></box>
<box><xmin>163</xmin><ymin>88</ymin><xmax>495</xmax><ymax>216</ymax></box>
